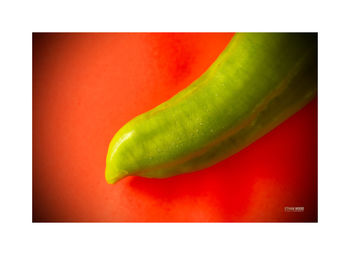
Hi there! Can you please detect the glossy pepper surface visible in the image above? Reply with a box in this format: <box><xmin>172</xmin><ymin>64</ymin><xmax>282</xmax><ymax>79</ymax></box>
<box><xmin>105</xmin><ymin>33</ymin><xmax>317</xmax><ymax>184</ymax></box>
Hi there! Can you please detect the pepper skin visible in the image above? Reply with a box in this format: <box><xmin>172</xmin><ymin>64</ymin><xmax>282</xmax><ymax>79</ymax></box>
<box><xmin>105</xmin><ymin>33</ymin><xmax>317</xmax><ymax>184</ymax></box>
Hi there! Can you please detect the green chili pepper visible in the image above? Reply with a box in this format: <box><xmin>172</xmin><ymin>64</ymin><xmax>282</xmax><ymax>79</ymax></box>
<box><xmin>105</xmin><ymin>33</ymin><xmax>317</xmax><ymax>184</ymax></box>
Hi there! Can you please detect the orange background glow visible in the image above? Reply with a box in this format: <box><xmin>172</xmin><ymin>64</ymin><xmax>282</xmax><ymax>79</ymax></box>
<box><xmin>33</xmin><ymin>33</ymin><xmax>317</xmax><ymax>222</ymax></box>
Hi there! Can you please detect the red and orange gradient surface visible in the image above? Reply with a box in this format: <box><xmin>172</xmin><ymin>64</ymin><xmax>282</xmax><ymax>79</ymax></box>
<box><xmin>33</xmin><ymin>33</ymin><xmax>317</xmax><ymax>222</ymax></box>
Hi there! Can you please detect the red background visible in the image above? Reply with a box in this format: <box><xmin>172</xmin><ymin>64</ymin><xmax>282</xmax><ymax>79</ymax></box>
<box><xmin>33</xmin><ymin>33</ymin><xmax>317</xmax><ymax>222</ymax></box>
